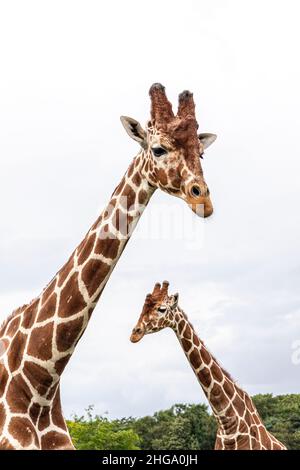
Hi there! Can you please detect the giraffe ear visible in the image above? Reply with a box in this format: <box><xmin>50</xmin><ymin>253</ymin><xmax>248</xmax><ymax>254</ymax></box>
<box><xmin>120</xmin><ymin>116</ymin><xmax>147</xmax><ymax>148</ymax></box>
<box><xmin>198</xmin><ymin>133</ymin><xmax>217</xmax><ymax>150</ymax></box>
<box><xmin>171</xmin><ymin>293</ymin><xmax>179</xmax><ymax>309</ymax></box>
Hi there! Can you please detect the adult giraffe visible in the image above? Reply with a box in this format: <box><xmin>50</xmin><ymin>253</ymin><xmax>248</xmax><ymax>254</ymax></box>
<box><xmin>130</xmin><ymin>281</ymin><xmax>286</xmax><ymax>450</ymax></box>
<box><xmin>0</xmin><ymin>84</ymin><xmax>216</xmax><ymax>449</ymax></box>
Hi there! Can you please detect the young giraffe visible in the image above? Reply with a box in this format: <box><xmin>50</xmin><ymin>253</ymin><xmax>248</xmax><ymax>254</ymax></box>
<box><xmin>130</xmin><ymin>282</ymin><xmax>286</xmax><ymax>450</ymax></box>
<box><xmin>0</xmin><ymin>84</ymin><xmax>217</xmax><ymax>450</ymax></box>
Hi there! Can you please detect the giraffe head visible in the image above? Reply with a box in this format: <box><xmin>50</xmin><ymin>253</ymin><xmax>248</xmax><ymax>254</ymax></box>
<box><xmin>121</xmin><ymin>84</ymin><xmax>216</xmax><ymax>218</ymax></box>
<box><xmin>130</xmin><ymin>281</ymin><xmax>180</xmax><ymax>343</ymax></box>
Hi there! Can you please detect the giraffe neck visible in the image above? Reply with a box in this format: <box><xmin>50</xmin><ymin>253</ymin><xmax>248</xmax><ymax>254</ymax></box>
<box><xmin>173</xmin><ymin>309</ymin><xmax>254</xmax><ymax>433</ymax></box>
<box><xmin>170</xmin><ymin>309</ymin><xmax>286</xmax><ymax>450</ymax></box>
<box><xmin>13</xmin><ymin>152</ymin><xmax>155</xmax><ymax>380</ymax></box>
<box><xmin>0</xmin><ymin>152</ymin><xmax>157</xmax><ymax>449</ymax></box>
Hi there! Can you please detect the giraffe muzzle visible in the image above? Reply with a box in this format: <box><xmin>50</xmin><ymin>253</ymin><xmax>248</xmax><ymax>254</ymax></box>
<box><xmin>130</xmin><ymin>326</ymin><xmax>145</xmax><ymax>343</ymax></box>
<box><xmin>185</xmin><ymin>182</ymin><xmax>213</xmax><ymax>218</ymax></box>
<box><xmin>190</xmin><ymin>197</ymin><xmax>213</xmax><ymax>218</ymax></box>
<box><xmin>185</xmin><ymin>180</ymin><xmax>213</xmax><ymax>218</ymax></box>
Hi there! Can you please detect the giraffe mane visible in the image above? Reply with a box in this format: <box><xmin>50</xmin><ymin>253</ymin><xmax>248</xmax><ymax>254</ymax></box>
<box><xmin>210</xmin><ymin>350</ymin><xmax>235</xmax><ymax>383</ymax></box>
<box><xmin>0</xmin><ymin>302</ymin><xmax>30</xmax><ymax>334</ymax></box>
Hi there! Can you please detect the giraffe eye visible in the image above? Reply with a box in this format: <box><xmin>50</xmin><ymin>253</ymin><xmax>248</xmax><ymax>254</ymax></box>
<box><xmin>152</xmin><ymin>146</ymin><xmax>167</xmax><ymax>157</ymax></box>
<box><xmin>158</xmin><ymin>306</ymin><xmax>167</xmax><ymax>314</ymax></box>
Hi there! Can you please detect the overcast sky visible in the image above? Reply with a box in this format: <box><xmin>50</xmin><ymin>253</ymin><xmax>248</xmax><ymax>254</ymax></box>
<box><xmin>1</xmin><ymin>0</ymin><xmax>300</xmax><ymax>419</ymax></box>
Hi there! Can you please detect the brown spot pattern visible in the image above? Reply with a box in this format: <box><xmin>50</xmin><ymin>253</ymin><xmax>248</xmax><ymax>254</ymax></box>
<box><xmin>211</xmin><ymin>362</ymin><xmax>223</xmax><ymax>382</ymax></box>
<box><xmin>38</xmin><ymin>407</ymin><xmax>50</xmax><ymax>431</ymax></box>
<box><xmin>0</xmin><ymin>364</ymin><xmax>9</xmax><ymax>398</ymax></box>
<box><xmin>181</xmin><ymin>338</ymin><xmax>191</xmax><ymax>353</ymax></box>
<box><xmin>77</xmin><ymin>233</ymin><xmax>96</xmax><ymax>265</ymax></box>
<box><xmin>189</xmin><ymin>349</ymin><xmax>201</xmax><ymax>370</ymax></box>
<box><xmin>29</xmin><ymin>402</ymin><xmax>40</xmax><ymax>424</ymax></box>
<box><xmin>0</xmin><ymin>402</ymin><xmax>6</xmax><ymax>435</ymax></box>
<box><xmin>46</xmin><ymin>383</ymin><xmax>58</xmax><ymax>400</ymax></box>
<box><xmin>232</xmin><ymin>393</ymin><xmax>246</xmax><ymax>415</ymax></box>
<box><xmin>177</xmin><ymin>320</ymin><xmax>185</xmax><ymax>335</ymax></box>
<box><xmin>56</xmin><ymin>316</ymin><xmax>84</xmax><ymax>352</ymax></box>
<box><xmin>9</xmin><ymin>416</ymin><xmax>38</xmax><ymax>448</ymax></box>
<box><xmin>81</xmin><ymin>259</ymin><xmax>110</xmax><ymax>297</ymax></box>
<box><xmin>95</xmin><ymin>236</ymin><xmax>120</xmax><ymax>259</ymax></box>
<box><xmin>57</xmin><ymin>256</ymin><xmax>74</xmax><ymax>288</ymax></box>
<box><xmin>6</xmin><ymin>374</ymin><xmax>32</xmax><ymax>413</ymax></box>
<box><xmin>121</xmin><ymin>184</ymin><xmax>136</xmax><ymax>209</ymax></box>
<box><xmin>132</xmin><ymin>172</ymin><xmax>141</xmax><ymax>186</ymax></box>
<box><xmin>259</xmin><ymin>426</ymin><xmax>270</xmax><ymax>447</ymax></box>
<box><xmin>42</xmin><ymin>278</ymin><xmax>56</xmax><ymax>304</ymax></box>
<box><xmin>127</xmin><ymin>162</ymin><xmax>135</xmax><ymax>178</ymax></box>
<box><xmin>200</xmin><ymin>347</ymin><xmax>211</xmax><ymax>365</ymax></box>
<box><xmin>55</xmin><ymin>354</ymin><xmax>71</xmax><ymax>375</ymax></box>
<box><xmin>223</xmin><ymin>379</ymin><xmax>235</xmax><ymax>397</ymax></box>
<box><xmin>157</xmin><ymin>168</ymin><xmax>168</xmax><ymax>186</ymax></box>
<box><xmin>113</xmin><ymin>176</ymin><xmax>125</xmax><ymax>197</ymax></box>
<box><xmin>27</xmin><ymin>322</ymin><xmax>53</xmax><ymax>360</ymax></box>
<box><xmin>52</xmin><ymin>390</ymin><xmax>67</xmax><ymax>430</ymax></box>
<box><xmin>198</xmin><ymin>366</ymin><xmax>212</xmax><ymax>388</ymax></box>
<box><xmin>37</xmin><ymin>292</ymin><xmax>57</xmax><ymax>322</ymax></box>
<box><xmin>23</xmin><ymin>361</ymin><xmax>53</xmax><ymax>396</ymax></box>
<box><xmin>22</xmin><ymin>299</ymin><xmax>39</xmax><ymax>329</ymax></box>
<box><xmin>183</xmin><ymin>325</ymin><xmax>192</xmax><ymax>340</ymax></box>
<box><xmin>6</xmin><ymin>316</ymin><xmax>21</xmax><ymax>337</ymax></box>
<box><xmin>192</xmin><ymin>333</ymin><xmax>200</xmax><ymax>347</ymax></box>
<box><xmin>8</xmin><ymin>331</ymin><xmax>27</xmax><ymax>372</ymax></box>
<box><xmin>59</xmin><ymin>272</ymin><xmax>86</xmax><ymax>317</ymax></box>
<box><xmin>210</xmin><ymin>383</ymin><xmax>229</xmax><ymax>411</ymax></box>
<box><xmin>41</xmin><ymin>431</ymin><xmax>72</xmax><ymax>450</ymax></box>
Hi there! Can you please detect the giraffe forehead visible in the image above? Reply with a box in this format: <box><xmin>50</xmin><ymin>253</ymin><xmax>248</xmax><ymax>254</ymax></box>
<box><xmin>148</xmin><ymin>131</ymin><xmax>172</xmax><ymax>149</ymax></box>
<box><xmin>147</xmin><ymin>122</ymin><xmax>201</xmax><ymax>172</ymax></box>
<box><xmin>142</xmin><ymin>301</ymin><xmax>157</xmax><ymax>316</ymax></box>
<box><xmin>142</xmin><ymin>300</ymin><xmax>174</xmax><ymax>321</ymax></box>
<box><xmin>148</xmin><ymin>116</ymin><xmax>199</xmax><ymax>141</ymax></box>
<box><xmin>141</xmin><ymin>296</ymin><xmax>167</xmax><ymax>317</ymax></box>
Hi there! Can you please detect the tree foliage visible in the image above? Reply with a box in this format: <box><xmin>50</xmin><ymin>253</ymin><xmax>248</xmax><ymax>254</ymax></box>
<box><xmin>253</xmin><ymin>394</ymin><xmax>300</xmax><ymax>450</ymax></box>
<box><xmin>67</xmin><ymin>406</ymin><xmax>140</xmax><ymax>450</ymax></box>
<box><xmin>67</xmin><ymin>394</ymin><xmax>300</xmax><ymax>450</ymax></box>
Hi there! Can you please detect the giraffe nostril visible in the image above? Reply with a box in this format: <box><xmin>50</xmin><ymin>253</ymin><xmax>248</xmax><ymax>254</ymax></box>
<box><xmin>135</xmin><ymin>327</ymin><xmax>142</xmax><ymax>335</ymax></box>
<box><xmin>191</xmin><ymin>185</ymin><xmax>201</xmax><ymax>198</ymax></box>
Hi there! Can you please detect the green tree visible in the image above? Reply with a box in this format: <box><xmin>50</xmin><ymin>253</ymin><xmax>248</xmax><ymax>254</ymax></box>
<box><xmin>67</xmin><ymin>407</ymin><xmax>140</xmax><ymax>450</ymax></box>
<box><xmin>253</xmin><ymin>394</ymin><xmax>300</xmax><ymax>449</ymax></box>
<box><xmin>129</xmin><ymin>403</ymin><xmax>216</xmax><ymax>450</ymax></box>
<box><xmin>67</xmin><ymin>395</ymin><xmax>300</xmax><ymax>450</ymax></box>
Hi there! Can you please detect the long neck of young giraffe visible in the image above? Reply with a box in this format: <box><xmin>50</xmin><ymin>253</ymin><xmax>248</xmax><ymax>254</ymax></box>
<box><xmin>23</xmin><ymin>152</ymin><xmax>155</xmax><ymax>376</ymax></box>
<box><xmin>172</xmin><ymin>309</ymin><xmax>259</xmax><ymax>438</ymax></box>
<box><xmin>172</xmin><ymin>310</ymin><xmax>286</xmax><ymax>449</ymax></box>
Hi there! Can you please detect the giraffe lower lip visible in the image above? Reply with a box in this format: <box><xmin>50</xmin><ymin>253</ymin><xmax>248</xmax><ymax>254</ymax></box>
<box><xmin>190</xmin><ymin>204</ymin><xmax>213</xmax><ymax>218</ymax></box>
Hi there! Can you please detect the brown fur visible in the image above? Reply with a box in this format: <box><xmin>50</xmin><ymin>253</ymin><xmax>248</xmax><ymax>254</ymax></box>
<box><xmin>59</xmin><ymin>272</ymin><xmax>86</xmax><ymax>317</ymax></box>
<box><xmin>8</xmin><ymin>331</ymin><xmax>27</xmax><ymax>372</ymax></box>
<box><xmin>23</xmin><ymin>361</ymin><xmax>53</xmax><ymax>396</ymax></box>
<box><xmin>27</xmin><ymin>323</ymin><xmax>54</xmax><ymax>360</ymax></box>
